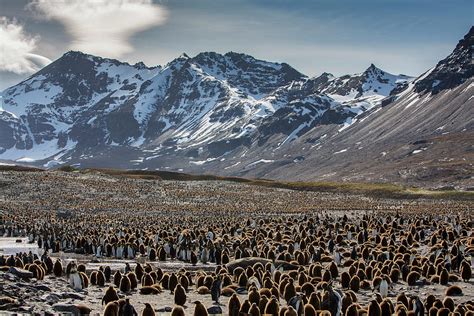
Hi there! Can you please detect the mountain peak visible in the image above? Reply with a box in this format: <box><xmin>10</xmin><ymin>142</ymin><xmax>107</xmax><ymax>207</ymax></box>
<box><xmin>62</xmin><ymin>50</ymin><xmax>94</xmax><ymax>60</ymax></box>
<box><xmin>59</xmin><ymin>50</ymin><xmax>146</xmax><ymax>69</ymax></box>
<box><xmin>363</xmin><ymin>63</ymin><xmax>384</xmax><ymax>76</ymax></box>
<box><xmin>414</xmin><ymin>27</ymin><xmax>474</xmax><ymax>94</ymax></box>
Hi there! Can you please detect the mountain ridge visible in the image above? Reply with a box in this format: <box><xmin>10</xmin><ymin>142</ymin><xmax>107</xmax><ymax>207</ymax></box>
<box><xmin>0</xmin><ymin>27</ymin><xmax>472</xmax><ymax>188</ymax></box>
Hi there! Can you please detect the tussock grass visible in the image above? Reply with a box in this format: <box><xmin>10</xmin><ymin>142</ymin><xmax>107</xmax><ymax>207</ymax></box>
<box><xmin>76</xmin><ymin>168</ymin><xmax>474</xmax><ymax>201</ymax></box>
<box><xmin>0</xmin><ymin>165</ymin><xmax>44</xmax><ymax>172</ymax></box>
<box><xmin>247</xmin><ymin>180</ymin><xmax>474</xmax><ymax>200</ymax></box>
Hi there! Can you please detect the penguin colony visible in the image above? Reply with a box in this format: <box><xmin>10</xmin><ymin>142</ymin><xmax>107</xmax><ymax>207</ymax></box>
<box><xmin>0</xmin><ymin>170</ymin><xmax>473</xmax><ymax>314</ymax></box>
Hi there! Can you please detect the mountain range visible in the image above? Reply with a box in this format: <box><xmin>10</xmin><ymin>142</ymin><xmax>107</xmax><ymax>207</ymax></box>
<box><xmin>1</xmin><ymin>27</ymin><xmax>473</xmax><ymax>188</ymax></box>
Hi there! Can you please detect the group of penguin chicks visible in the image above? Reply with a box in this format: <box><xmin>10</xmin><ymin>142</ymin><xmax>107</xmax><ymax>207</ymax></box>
<box><xmin>1</xmin><ymin>210</ymin><xmax>473</xmax><ymax>316</ymax></box>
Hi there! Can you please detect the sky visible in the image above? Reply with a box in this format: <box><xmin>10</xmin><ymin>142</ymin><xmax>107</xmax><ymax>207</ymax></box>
<box><xmin>0</xmin><ymin>0</ymin><xmax>472</xmax><ymax>90</ymax></box>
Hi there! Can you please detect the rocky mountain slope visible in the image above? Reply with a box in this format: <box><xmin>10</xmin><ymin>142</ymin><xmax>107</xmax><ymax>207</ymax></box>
<box><xmin>1</xmin><ymin>27</ymin><xmax>472</xmax><ymax>188</ymax></box>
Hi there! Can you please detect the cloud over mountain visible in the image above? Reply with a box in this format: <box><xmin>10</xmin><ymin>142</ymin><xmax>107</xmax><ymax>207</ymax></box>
<box><xmin>0</xmin><ymin>17</ymin><xmax>51</xmax><ymax>75</ymax></box>
<box><xmin>29</xmin><ymin>0</ymin><xmax>168</xmax><ymax>58</ymax></box>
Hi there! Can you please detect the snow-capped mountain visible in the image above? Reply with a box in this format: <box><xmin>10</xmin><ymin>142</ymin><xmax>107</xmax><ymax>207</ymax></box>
<box><xmin>0</xmin><ymin>27</ymin><xmax>472</xmax><ymax>187</ymax></box>
<box><xmin>0</xmin><ymin>49</ymin><xmax>409</xmax><ymax>162</ymax></box>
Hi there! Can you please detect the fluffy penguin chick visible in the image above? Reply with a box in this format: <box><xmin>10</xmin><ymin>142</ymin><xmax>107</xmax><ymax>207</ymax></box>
<box><xmin>174</xmin><ymin>284</ymin><xmax>187</xmax><ymax>306</ymax></box>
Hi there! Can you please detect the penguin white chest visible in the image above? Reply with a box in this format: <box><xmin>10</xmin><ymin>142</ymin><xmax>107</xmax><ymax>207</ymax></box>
<box><xmin>69</xmin><ymin>273</ymin><xmax>83</xmax><ymax>290</ymax></box>
<box><xmin>379</xmin><ymin>279</ymin><xmax>388</xmax><ymax>298</ymax></box>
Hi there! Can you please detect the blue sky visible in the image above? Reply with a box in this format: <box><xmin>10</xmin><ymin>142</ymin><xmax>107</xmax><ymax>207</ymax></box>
<box><xmin>0</xmin><ymin>0</ymin><xmax>472</xmax><ymax>90</ymax></box>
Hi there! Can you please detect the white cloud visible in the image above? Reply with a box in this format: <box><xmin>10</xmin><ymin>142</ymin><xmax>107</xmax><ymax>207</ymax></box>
<box><xmin>29</xmin><ymin>0</ymin><xmax>168</xmax><ymax>58</ymax></box>
<box><xmin>0</xmin><ymin>17</ymin><xmax>51</xmax><ymax>74</ymax></box>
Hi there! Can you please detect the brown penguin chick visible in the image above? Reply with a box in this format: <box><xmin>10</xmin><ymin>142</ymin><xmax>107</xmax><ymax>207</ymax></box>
<box><xmin>127</xmin><ymin>272</ymin><xmax>138</xmax><ymax>290</ymax></box>
<box><xmin>53</xmin><ymin>259</ymin><xmax>63</xmax><ymax>277</ymax></box>
<box><xmin>322</xmin><ymin>270</ymin><xmax>332</xmax><ymax>282</ymax></box>
<box><xmin>278</xmin><ymin>278</ymin><xmax>289</xmax><ymax>296</ymax></box>
<box><xmin>66</xmin><ymin>261</ymin><xmax>75</xmax><ymax>276</ymax></box>
<box><xmin>142</xmin><ymin>303</ymin><xmax>156</xmax><ymax>316</ymax></box>
<box><xmin>33</xmin><ymin>263</ymin><xmax>45</xmax><ymax>280</ymax></box>
<box><xmin>171</xmin><ymin>305</ymin><xmax>185</xmax><ymax>316</ymax></box>
<box><xmin>77</xmin><ymin>263</ymin><xmax>86</xmax><ymax>274</ymax></box>
<box><xmin>439</xmin><ymin>268</ymin><xmax>449</xmax><ymax>285</ymax></box>
<box><xmin>248</xmin><ymin>287</ymin><xmax>260</xmax><ymax>305</ymax></box>
<box><xmin>221</xmin><ymin>252</ymin><xmax>230</xmax><ymax>264</ymax></box>
<box><xmin>142</xmin><ymin>273</ymin><xmax>154</xmax><ymax>287</ymax></box>
<box><xmin>432</xmin><ymin>299</ymin><xmax>444</xmax><ymax>310</ymax></box>
<box><xmin>119</xmin><ymin>275</ymin><xmax>131</xmax><ymax>293</ymax></box>
<box><xmin>240</xmin><ymin>299</ymin><xmax>252</xmax><ymax>315</ymax></box>
<box><xmin>102</xmin><ymin>286</ymin><xmax>119</xmax><ymax>305</ymax></box>
<box><xmin>345</xmin><ymin>303</ymin><xmax>359</xmax><ymax>316</ymax></box>
<box><xmin>139</xmin><ymin>286</ymin><xmax>161</xmax><ymax>295</ymax></box>
<box><xmin>395</xmin><ymin>304</ymin><xmax>408</xmax><ymax>316</ymax></box>
<box><xmin>179</xmin><ymin>275</ymin><xmax>189</xmax><ymax>290</ymax></box>
<box><xmin>174</xmin><ymin>284</ymin><xmax>186</xmax><ymax>306</ymax></box>
<box><xmin>284</xmin><ymin>306</ymin><xmax>298</xmax><ymax>316</ymax></box>
<box><xmin>300</xmin><ymin>282</ymin><xmax>315</xmax><ymax>297</ymax></box>
<box><xmin>436</xmin><ymin>307</ymin><xmax>450</xmax><ymax>316</ymax></box>
<box><xmin>341</xmin><ymin>271</ymin><xmax>351</xmax><ymax>288</ymax></box>
<box><xmin>158</xmin><ymin>247</ymin><xmax>167</xmax><ymax>261</ymax></box>
<box><xmin>453</xmin><ymin>306</ymin><xmax>466</xmax><ymax>316</ymax></box>
<box><xmin>196</xmin><ymin>286</ymin><xmax>211</xmax><ymax>295</ymax></box>
<box><xmin>228</xmin><ymin>293</ymin><xmax>242</xmax><ymax>316</ymax></box>
<box><xmin>97</xmin><ymin>270</ymin><xmax>106</xmax><ymax>286</ymax></box>
<box><xmin>329</xmin><ymin>261</ymin><xmax>339</xmax><ymax>278</ymax></box>
<box><xmin>149</xmin><ymin>248</ymin><xmax>157</xmax><ymax>261</ymax></box>
<box><xmin>221</xmin><ymin>287</ymin><xmax>236</xmax><ymax>297</ymax></box>
<box><xmin>193</xmin><ymin>301</ymin><xmax>208</xmax><ymax>316</ymax></box>
<box><xmin>380</xmin><ymin>299</ymin><xmax>393</xmax><ymax>316</ymax></box>
<box><xmin>135</xmin><ymin>263</ymin><xmax>144</xmax><ymax>281</ymax></box>
<box><xmin>406</xmin><ymin>271</ymin><xmax>420</xmax><ymax>286</ymax></box>
<box><xmin>350</xmin><ymin>275</ymin><xmax>360</xmax><ymax>292</ymax></box>
<box><xmin>397</xmin><ymin>293</ymin><xmax>409</xmax><ymax>308</ymax></box>
<box><xmin>161</xmin><ymin>273</ymin><xmax>170</xmax><ymax>290</ymax></box>
<box><xmin>248</xmin><ymin>303</ymin><xmax>261</xmax><ymax>316</ymax></box>
<box><xmin>445</xmin><ymin>285</ymin><xmax>463</xmax><ymax>296</ymax></box>
<box><xmin>428</xmin><ymin>307</ymin><xmax>438</xmax><ymax>316</ymax></box>
<box><xmin>103</xmin><ymin>301</ymin><xmax>120</xmax><ymax>316</ymax></box>
<box><xmin>238</xmin><ymin>272</ymin><xmax>248</xmax><ymax>287</ymax></box>
<box><xmin>113</xmin><ymin>271</ymin><xmax>122</xmax><ymax>287</ymax></box>
<box><xmin>90</xmin><ymin>271</ymin><xmax>98</xmax><ymax>285</ymax></box>
<box><xmin>442</xmin><ymin>297</ymin><xmax>455</xmax><ymax>312</ymax></box>
<box><xmin>259</xmin><ymin>287</ymin><xmax>272</xmax><ymax>299</ymax></box>
<box><xmin>390</xmin><ymin>268</ymin><xmax>400</xmax><ymax>283</ymax></box>
<box><xmin>75</xmin><ymin>304</ymin><xmax>92</xmax><ymax>315</ymax></box>
<box><xmin>264</xmin><ymin>296</ymin><xmax>280</xmax><ymax>316</ymax></box>
<box><xmin>341</xmin><ymin>293</ymin><xmax>353</xmax><ymax>315</ymax></box>
<box><xmin>308</xmin><ymin>292</ymin><xmax>321</xmax><ymax>310</ymax></box>
<box><xmin>28</xmin><ymin>263</ymin><xmax>42</xmax><ymax>280</ymax></box>
<box><xmin>304</xmin><ymin>303</ymin><xmax>317</xmax><ymax>316</ymax></box>
<box><xmin>283</xmin><ymin>281</ymin><xmax>296</xmax><ymax>302</ymax></box>
<box><xmin>368</xmin><ymin>300</ymin><xmax>382</xmax><ymax>316</ymax></box>
<box><xmin>169</xmin><ymin>273</ymin><xmax>179</xmax><ymax>293</ymax></box>
<box><xmin>259</xmin><ymin>296</ymin><xmax>269</xmax><ymax>314</ymax></box>
<box><xmin>104</xmin><ymin>266</ymin><xmax>112</xmax><ymax>281</ymax></box>
<box><xmin>460</xmin><ymin>261</ymin><xmax>472</xmax><ymax>282</ymax></box>
<box><xmin>14</xmin><ymin>257</ymin><xmax>23</xmax><ymax>269</ymax></box>
<box><xmin>79</xmin><ymin>272</ymin><xmax>89</xmax><ymax>288</ymax></box>
<box><xmin>191</xmin><ymin>251</ymin><xmax>198</xmax><ymax>265</ymax></box>
<box><xmin>425</xmin><ymin>294</ymin><xmax>436</xmax><ymax>311</ymax></box>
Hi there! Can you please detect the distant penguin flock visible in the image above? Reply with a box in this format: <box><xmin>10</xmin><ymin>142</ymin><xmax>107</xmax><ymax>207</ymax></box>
<box><xmin>0</xmin><ymin>200</ymin><xmax>473</xmax><ymax>315</ymax></box>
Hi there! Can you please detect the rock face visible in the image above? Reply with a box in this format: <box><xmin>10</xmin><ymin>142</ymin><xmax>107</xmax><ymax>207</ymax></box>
<box><xmin>0</xmin><ymin>28</ymin><xmax>472</xmax><ymax>187</ymax></box>
<box><xmin>414</xmin><ymin>27</ymin><xmax>474</xmax><ymax>94</ymax></box>
<box><xmin>8</xmin><ymin>267</ymin><xmax>33</xmax><ymax>279</ymax></box>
